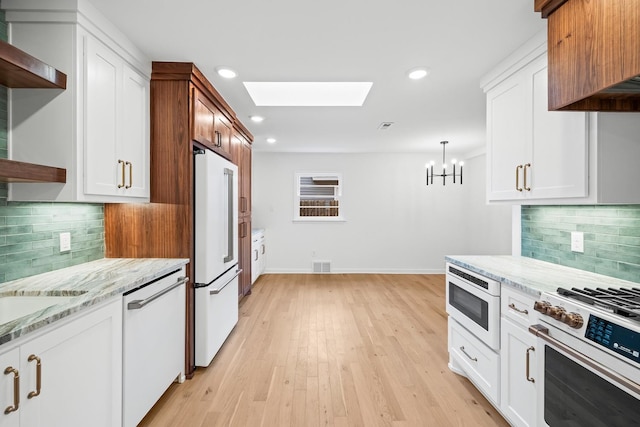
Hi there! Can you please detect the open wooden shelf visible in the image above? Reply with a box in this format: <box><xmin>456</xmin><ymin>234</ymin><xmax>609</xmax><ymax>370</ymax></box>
<box><xmin>0</xmin><ymin>39</ymin><xmax>66</xmax><ymax>89</ymax></box>
<box><xmin>0</xmin><ymin>159</ymin><xmax>66</xmax><ymax>183</ymax></box>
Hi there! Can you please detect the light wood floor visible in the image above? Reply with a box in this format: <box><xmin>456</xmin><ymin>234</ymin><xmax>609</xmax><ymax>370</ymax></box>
<box><xmin>140</xmin><ymin>274</ymin><xmax>509</xmax><ymax>427</ymax></box>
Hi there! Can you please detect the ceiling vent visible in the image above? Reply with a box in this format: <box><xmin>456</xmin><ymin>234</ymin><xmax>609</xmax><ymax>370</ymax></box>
<box><xmin>377</xmin><ymin>122</ymin><xmax>394</xmax><ymax>130</ymax></box>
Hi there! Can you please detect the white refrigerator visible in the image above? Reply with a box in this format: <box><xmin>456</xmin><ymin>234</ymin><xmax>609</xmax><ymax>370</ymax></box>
<box><xmin>194</xmin><ymin>149</ymin><xmax>240</xmax><ymax>367</ymax></box>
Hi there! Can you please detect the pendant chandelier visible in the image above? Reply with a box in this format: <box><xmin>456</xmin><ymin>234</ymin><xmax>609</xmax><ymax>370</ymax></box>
<box><xmin>425</xmin><ymin>141</ymin><xmax>463</xmax><ymax>186</ymax></box>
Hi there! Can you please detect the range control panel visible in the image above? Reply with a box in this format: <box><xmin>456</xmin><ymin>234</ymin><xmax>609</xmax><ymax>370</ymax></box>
<box><xmin>585</xmin><ymin>315</ymin><xmax>640</xmax><ymax>366</ymax></box>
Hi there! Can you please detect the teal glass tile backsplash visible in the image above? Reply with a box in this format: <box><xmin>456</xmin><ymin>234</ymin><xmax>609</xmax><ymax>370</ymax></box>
<box><xmin>522</xmin><ymin>205</ymin><xmax>640</xmax><ymax>283</ymax></box>
<box><xmin>0</xmin><ymin>11</ymin><xmax>104</xmax><ymax>283</ymax></box>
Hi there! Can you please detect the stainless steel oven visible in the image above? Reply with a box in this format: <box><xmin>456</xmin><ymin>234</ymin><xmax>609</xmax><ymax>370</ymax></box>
<box><xmin>531</xmin><ymin>287</ymin><xmax>640</xmax><ymax>427</ymax></box>
<box><xmin>446</xmin><ymin>263</ymin><xmax>500</xmax><ymax>350</ymax></box>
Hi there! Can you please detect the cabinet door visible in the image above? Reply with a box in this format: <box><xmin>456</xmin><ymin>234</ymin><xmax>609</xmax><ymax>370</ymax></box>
<box><xmin>192</xmin><ymin>89</ymin><xmax>216</xmax><ymax>149</ymax></box>
<box><xmin>486</xmin><ymin>73</ymin><xmax>527</xmax><ymax>201</ymax></box>
<box><xmin>214</xmin><ymin>114</ymin><xmax>233</xmax><ymax>159</ymax></box>
<box><xmin>240</xmin><ymin>140</ymin><xmax>252</xmax><ymax>216</ymax></box>
<box><xmin>238</xmin><ymin>219</ymin><xmax>252</xmax><ymax>298</ymax></box>
<box><xmin>119</xmin><ymin>65</ymin><xmax>150</xmax><ymax>198</ymax></box>
<box><xmin>0</xmin><ymin>347</ymin><xmax>20</xmax><ymax>427</ymax></box>
<box><xmin>500</xmin><ymin>318</ymin><xmax>537</xmax><ymax>427</ymax></box>
<box><xmin>529</xmin><ymin>57</ymin><xmax>587</xmax><ymax>199</ymax></box>
<box><xmin>19</xmin><ymin>300</ymin><xmax>122</xmax><ymax>427</ymax></box>
<box><xmin>85</xmin><ymin>36</ymin><xmax>120</xmax><ymax>197</ymax></box>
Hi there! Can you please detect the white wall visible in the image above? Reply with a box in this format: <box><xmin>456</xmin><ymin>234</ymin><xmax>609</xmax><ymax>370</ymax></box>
<box><xmin>252</xmin><ymin>152</ymin><xmax>511</xmax><ymax>274</ymax></box>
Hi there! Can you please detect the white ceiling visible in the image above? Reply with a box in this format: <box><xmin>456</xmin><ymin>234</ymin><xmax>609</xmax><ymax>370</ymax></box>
<box><xmin>87</xmin><ymin>0</ymin><xmax>545</xmax><ymax>156</ymax></box>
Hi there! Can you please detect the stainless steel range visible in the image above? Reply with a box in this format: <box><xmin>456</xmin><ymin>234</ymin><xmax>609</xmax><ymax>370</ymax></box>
<box><xmin>530</xmin><ymin>286</ymin><xmax>640</xmax><ymax>427</ymax></box>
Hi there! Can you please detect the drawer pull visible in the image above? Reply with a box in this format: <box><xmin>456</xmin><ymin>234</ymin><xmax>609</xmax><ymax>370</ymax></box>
<box><xmin>460</xmin><ymin>346</ymin><xmax>478</xmax><ymax>362</ymax></box>
<box><xmin>4</xmin><ymin>366</ymin><xmax>19</xmax><ymax>414</ymax></box>
<box><xmin>526</xmin><ymin>346</ymin><xmax>535</xmax><ymax>383</ymax></box>
<box><xmin>27</xmin><ymin>355</ymin><xmax>42</xmax><ymax>399</ymax></box>
<box><xmin>508</xmin><ymin>303</ymin><xmax>529</xmax><ymax>315</ymax></box>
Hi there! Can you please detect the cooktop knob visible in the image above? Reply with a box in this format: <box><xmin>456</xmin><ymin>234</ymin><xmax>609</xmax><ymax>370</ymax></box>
<box><xmin>534</xmin><ymin>301</ymin><xmax>551</xmax><ymax>313</ymax></box>
<box><xmin>561</xmin><ymin>312</ymin><xmax>584</xmax><ymax>329</ymax></box>
<box><xmin>547</xmin><ymin>306</ymin><xmax>566</xmax><ymax>320</ymax></box>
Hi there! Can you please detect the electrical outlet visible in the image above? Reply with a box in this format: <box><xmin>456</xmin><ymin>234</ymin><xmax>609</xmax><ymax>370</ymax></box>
<box><xmin>60</xmin><ymin>232</ymin><xmax>71</xmax><ymax>252</ymax></box>
<box><xmin>571</xmin><ymin>231</ymin><xmax>584</xmax><ymax>253</ymax></box>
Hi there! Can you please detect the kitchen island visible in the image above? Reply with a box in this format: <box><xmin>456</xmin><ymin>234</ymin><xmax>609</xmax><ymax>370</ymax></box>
<box><xmin>445</xmin><ymin>254</ymin><xmax>638</xmax><ymax>296</ymax></box>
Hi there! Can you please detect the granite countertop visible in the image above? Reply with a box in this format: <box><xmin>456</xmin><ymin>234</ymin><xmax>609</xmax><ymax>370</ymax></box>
<box><xmin>0</xmin><ymin>258</ymin><xmax>188</xmax><ymax>346</ymax></box>
<box><xmin>445</xmin><ymin>255</ymin><xmax>639</xmax><ymax>298</ymax></box>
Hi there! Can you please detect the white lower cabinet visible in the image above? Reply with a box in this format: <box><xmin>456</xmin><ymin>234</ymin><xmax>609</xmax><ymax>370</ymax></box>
<box><xmin>500</xmin><ymin>287</ymin><xmax>537</xmax><ymax>427</ymax></box>
<box><xmin>0</xmin><ymin>299</ymin><xmax>122</xmax><ymax>427</ymax></box>
<box><xmin>448</xmin><ymin>318</ymin><xmax>500</xmax><ymax>405</ymax></box>
<box><xmin>0</xmin><ymin>348</ymin><xmax>20</xmax><ymax>427</ymax></box>
<box><xmin>501</xmin><ymin>318</ymin><xmax>537</xmax><ymax>427</ymax></box>
<box><xmin>251</xmin><ymin>231</ymin><xmax>266</xmax><ymax>284</ymax></box>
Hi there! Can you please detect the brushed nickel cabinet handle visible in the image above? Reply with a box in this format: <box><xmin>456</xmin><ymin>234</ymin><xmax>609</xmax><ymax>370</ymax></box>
<box><xmin>509</xmin><ymin>303</ymin><xmax>529</xmax><ymax>315</ymax></box>
<box><xmin>526</xmin><ymin>346</ymin><xmax>535</xmax><ymax>383</ymax></box>
<box><xmin>460</xmin><ymin>346</ymin><xmax>478</xmax><ymax>362</ymax></box>
<box><xmin>4</xmin><ymin>366</ymin><xmax>19</xmax><ymax>414</ymax></box>
<box><xmin>523</xmin><ymin>163</ymin><xmax>531</xmax><ymax>191</ymax></box>
<box><xmin>117</xmin><ymin>159</ymin><xmax>126</xmax><ymax>188</ymax></box>
<box><xmin>515</xmin><ymin>164</ymin><xmax>523</xmax><ymax>191</ymax></box>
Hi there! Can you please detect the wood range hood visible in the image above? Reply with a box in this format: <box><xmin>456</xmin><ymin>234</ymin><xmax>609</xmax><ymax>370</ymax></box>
<box><xmin>0</xmin><ymin>39</ymin><xmax>67</xmax><ymax>183</ymax></box>
<box><xmin>535</xmin><ymin>0</ymin><xmax>640</xmax><ymax>111</ymax></box>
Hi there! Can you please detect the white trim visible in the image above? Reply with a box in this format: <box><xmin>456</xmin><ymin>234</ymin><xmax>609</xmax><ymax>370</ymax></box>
<box><xmin>263</xmin><ymin>268</ymin><xmax>446</xmax><ymax>274</ymax></box>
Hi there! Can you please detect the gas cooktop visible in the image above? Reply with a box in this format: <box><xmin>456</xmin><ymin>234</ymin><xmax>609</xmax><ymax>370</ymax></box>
<box><xmin>556</xmin><ymin>286</ymin><xmax>640</xmax><ymax>320</ymax></box>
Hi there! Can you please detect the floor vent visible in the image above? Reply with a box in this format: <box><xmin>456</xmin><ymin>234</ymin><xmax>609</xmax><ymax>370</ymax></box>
<box><xmin>312</xmin><ymin>261</ymin><xmax>331</xmax><ymax>273</ymax></box>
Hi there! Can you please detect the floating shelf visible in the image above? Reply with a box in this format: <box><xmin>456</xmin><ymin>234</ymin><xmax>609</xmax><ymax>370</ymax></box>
<box><xmin>0</xmin><ymin>39</ymin><xmax>66</xmax><ymax>89</ymax></box>
<box><xmin>0</xmin><ymin>159</ymin><xmax>66</xmax><ymax>183</ymax></box>
<box><xmin>0</xmin><ymin>40</ymin><xmax>68</xmax><ymax>184</ymax></box>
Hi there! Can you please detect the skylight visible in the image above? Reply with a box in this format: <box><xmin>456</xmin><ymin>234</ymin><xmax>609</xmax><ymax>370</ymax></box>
<box><xmin>243</xmin><ymin>82</ymin><xmax>373</xmax><ymax>106</ymax></box>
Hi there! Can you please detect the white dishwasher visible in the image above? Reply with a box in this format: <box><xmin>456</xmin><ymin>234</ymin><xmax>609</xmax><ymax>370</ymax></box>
<box><xmin>122</xmin><ymin>268</ymin><xmax>187</xmax><ymax>427</ymax></box>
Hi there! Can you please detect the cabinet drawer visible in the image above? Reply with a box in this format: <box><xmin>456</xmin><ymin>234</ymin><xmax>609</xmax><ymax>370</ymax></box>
<box><xmin>448</xmin><ymin>318</ymin><xmax>500</xmax><ymax>405</ymax></box>
<box><xmin>501</xmin><ymin>286</ymin><xmax>537</xmax><ymax>327</ymax></box>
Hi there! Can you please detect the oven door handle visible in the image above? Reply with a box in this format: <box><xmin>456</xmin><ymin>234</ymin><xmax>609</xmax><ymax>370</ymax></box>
<box><xmin>529</xmin><ymin>324</ymin><xmax>640</xmax><ymax>396</ymax></box>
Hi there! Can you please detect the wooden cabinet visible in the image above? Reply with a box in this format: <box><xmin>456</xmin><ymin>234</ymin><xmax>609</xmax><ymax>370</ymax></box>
<box><xmin>105</xmin><ymin>62</ymin><xmax>253</xmax><ymax>376</ymax></box>
<box><xmin>232</xmin><ymin>123</ymin><xmax>252</xmax><ymax>298</ymax></box>
<box><xmin>4</xmin><ymin>0</ymin><xmax>150</xmax><ymax>202</ymax></box>
<box><xmin>238</xmin><ymin>218</ymin><xmax>252</xmax><ymax>298</ymax></box>
<box><xmin>0</xmin><ymin>299</ymin><xmax>122</xmax><ymax>427</ymax></box>
<box><xmin>535</xmin><ymin>0</ymin><xmax>640</xmax><ymax>111</ymax></box>
<box><xmin>500</xmin><ymin>287</ymin><xmax>537</xmax><ymax>427</ymax></box>
<box><xmin>192</xmin><ymin>87</ymin><xmax>233</xmax><ymax>159</ymax></box>
<box><xmin>484</xmin><ymin>45</ymin><xmax>587</xmax><ymax>202</ymax></box>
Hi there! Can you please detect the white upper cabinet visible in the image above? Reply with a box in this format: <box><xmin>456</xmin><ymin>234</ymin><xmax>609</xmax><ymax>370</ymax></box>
<box><xmin>483</xmin><ymin>29</ymin><xmax>640</xmax><ymax>205</ymax></box>
<box><xmin>5</xmin><ymin>0</ymin><xmax>150</xmax><ymax>202</ymax></box>
<box><xmin>483</xmin><ymin>30</ymin><xmax>587</xmax><ymax>203</ymax></box>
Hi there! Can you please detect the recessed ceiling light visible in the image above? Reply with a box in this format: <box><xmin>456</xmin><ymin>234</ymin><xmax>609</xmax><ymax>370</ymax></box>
<box><xmin>407</xmin><ymin>68</ymin><xmax>429</xmax><ymax>80</ymax></box>
<box><xmin>216</xmin><ymin>67</ymin><xmax>237</xmax><ymax>79</ymax></box>
<box><xmin>243</xmin><ymin>82</ymin><xmax>373</xmax><ymax>106</ymax></box>
<box><xmin>250</xmin><ymin>115</ymin><xmax>264</xmax><ymax>123</ymax></box>
<box><xmin>266</xmin><ymin>138</ymin><xmax>276</xmax><ymax>144</ymax></box>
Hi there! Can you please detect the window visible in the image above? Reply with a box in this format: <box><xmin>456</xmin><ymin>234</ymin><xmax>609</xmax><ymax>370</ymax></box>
<box><xmin>294</xmin><ymin>173</ymin><xmax>343</xmax><ymax>221</ymax></box>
